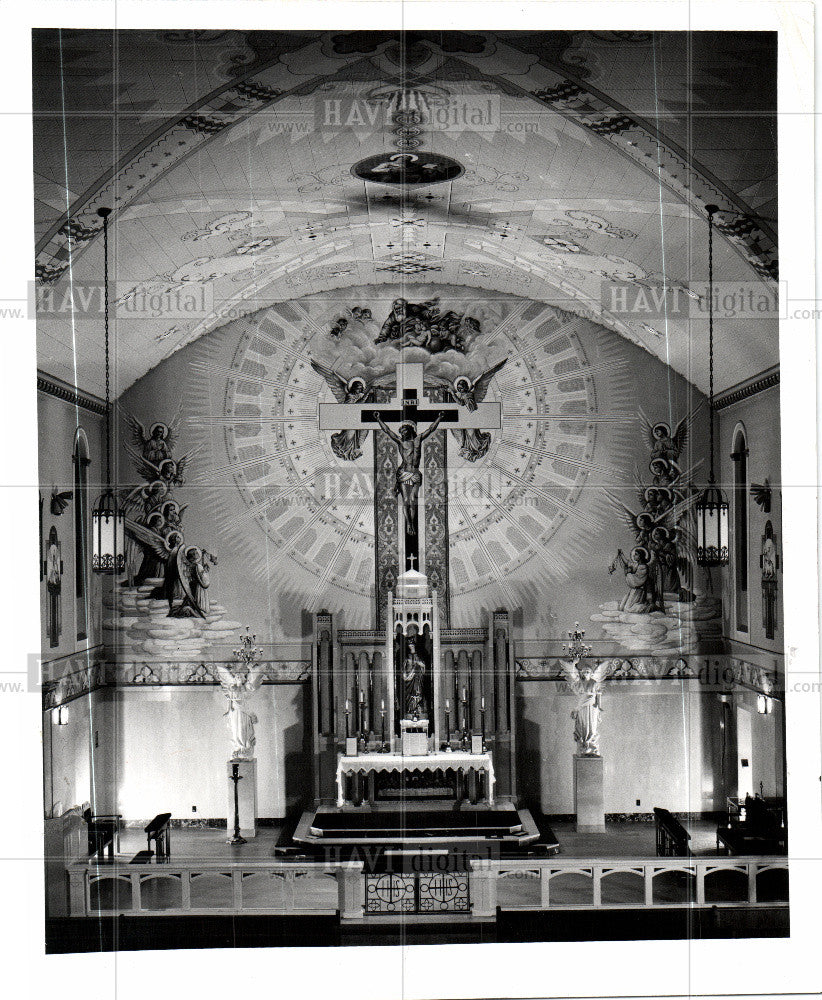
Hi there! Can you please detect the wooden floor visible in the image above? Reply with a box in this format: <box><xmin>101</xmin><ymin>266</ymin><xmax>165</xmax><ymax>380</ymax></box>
<box><xmin>113</xmin><ymin>818</ymin><xmax>723</xmax><ymax>862</ymax></box>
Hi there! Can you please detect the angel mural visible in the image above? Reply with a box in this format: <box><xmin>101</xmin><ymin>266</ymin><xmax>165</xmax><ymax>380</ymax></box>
<box><xmin>309</xmin><ymin>360</ymin><xmax>391</xmax><ymax>461</ymax></box>
<box><xmin>125</xmin><ymin>405</ymin><xmax>182</xmax><ymax>466</ymax></box>
<box><xmin>434</xmin><ymin>358</ymin><xmax>508</xmax><ymax>462</ymax></box>
<box><xmin>638</xmin><ymin>406</ymin><xmax>701</xmax><ymax>484</ymax></box>
<box><xmin>607</xmin><ymin>490</ymin><xmax>699</xmax><ymax>610</ymax></box>
<box><xmin>124</xmin><ymin>517</ymin><xmax>215</xmax><ymax>617</ymax></box>
<box><xmin>215</xmin><ymin>663</ymin><xmax>266</xmax><ymax>760</ymax></box>
<box><xmin>127</xmin><ymin>451</ymin><xmax>198</xmax><ymax>489</ymax></box>
<box><xmin>559</xmin><ymin>659</ymin><xmax>608</xmax><ymax>756</ymax></box>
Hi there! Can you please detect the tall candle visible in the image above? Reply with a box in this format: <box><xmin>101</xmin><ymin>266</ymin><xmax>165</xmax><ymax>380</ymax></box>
<box><xmin>481</xmin><ymin>696</ymin><xmax>485</xmax><ymax>710</ymax></box>
<box><xmin>462</xmin><ymin>687</ymin><xmax>467</xmax><ymax>703</ymax></box>
<box><xmin>445</xmin><ymin>698</ymin><xmax>450</xmax><ymax>712</ymax></box>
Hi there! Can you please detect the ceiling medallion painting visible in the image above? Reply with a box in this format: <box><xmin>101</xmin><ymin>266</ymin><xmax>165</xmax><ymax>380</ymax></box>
<box><xmin>352</xmin><ymin>152</ymin><xmax>464</xmax><ymax>186</ymax></box>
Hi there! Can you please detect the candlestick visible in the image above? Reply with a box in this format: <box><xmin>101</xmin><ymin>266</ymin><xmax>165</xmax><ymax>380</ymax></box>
<box><xmin>445</xmin><ymin>710</ymin><xmax>451</xmax><ymax>746</ymax></box>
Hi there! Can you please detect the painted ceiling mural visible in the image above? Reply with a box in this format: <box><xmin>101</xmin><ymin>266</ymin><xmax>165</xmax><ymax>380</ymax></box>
<box><xmin>118</xmin><ymin>283</ymin><xmax>709</xmax><ymax>639</ymax></box>
<box><xmin>35</xmin><ymin>29</ymin><xmax>777</xmax><ymax>402</ymax></box>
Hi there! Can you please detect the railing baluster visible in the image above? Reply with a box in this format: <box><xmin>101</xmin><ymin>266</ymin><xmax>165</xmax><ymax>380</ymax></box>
<box><xmin>644</xmin><ymin>865</ymin><xmax>654</xmax><ymax>906</ymax></box>
<box><xmin>592</xmin><ymin>866</ymin><xmax>602</xmax><ymax>907</ymax></box>
<box><xmin>131</xmin><ymin>871</ymin><xmax>141</xmax><ymax>911</ymax></box>
<box><xmin>748</xmin><ymin>863</ymin><xmax>757</xmax><ymax>903</ymax></box>
<box><xmin>695</xmin><ymin>863</ymin><xmax>706</xmax><ymax>906</ymax></box>
<box><xmin>232</xmin><ymin>870</ymin><xmax>243</xmax><ymax>910</ymax></box>
<box><xmin>181</xmin><ymin>869</ymin><xmax>191</xmax><ymax>910</ymax></box>
<box><xmin>540</xmin><ymin>869</ymin><xmax>551</xmax><ymax>908</ymax></box>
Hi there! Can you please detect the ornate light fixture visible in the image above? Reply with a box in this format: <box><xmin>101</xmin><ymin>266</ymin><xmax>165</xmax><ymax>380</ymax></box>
<box><xmin>92</xmin><ymin>207</ymin><xmax>125</xmax><ymax>574</ymax></box>
<box><xmin>563</xmin><ymin>622</ymin><xmax>591</xmax><ymax>663</ymax></box>
<box><xmin>695</xmin><ymin>205</ymin><xmax>729</xmax><ymax>566</ymax></box>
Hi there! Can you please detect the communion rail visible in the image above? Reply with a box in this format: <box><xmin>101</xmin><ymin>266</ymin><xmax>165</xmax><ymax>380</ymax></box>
<box><xmin>68</xmin><ymin>858</ymin><xmax>364</xmax><ymax>918</ymax></box>
<box><xmin>469</xmin><ymin>856</ymin><xmax>789</xmax><ymax>916</ymax></box>
<box><xmin>67</xmin><ymin>855</ymin><xmax>787</xmax><ymax>919</ymax></box>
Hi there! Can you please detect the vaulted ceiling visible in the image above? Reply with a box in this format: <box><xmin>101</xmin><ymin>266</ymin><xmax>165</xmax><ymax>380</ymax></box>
<box><xmin>33</xmin><ymin>29</ymin><xmax>777</xmax><ymax>399</ymax></box>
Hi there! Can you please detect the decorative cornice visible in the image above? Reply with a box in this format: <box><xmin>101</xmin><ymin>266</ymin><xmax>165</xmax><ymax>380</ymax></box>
<box><xmin>714</xmin><ymin>366</ymin><xmax>779</xmax><ymax>410</ymax></box>
<box><xmin>37</xmin><ymin>371</ymin><xmax>107</xmax><ymax>416</ymax></box>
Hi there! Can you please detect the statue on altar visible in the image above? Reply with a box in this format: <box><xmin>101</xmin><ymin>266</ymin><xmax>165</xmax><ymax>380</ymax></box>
<box><xmin>376</xmin><ymin>413</ymin><xmax>444</xmax><ymax>534</ymax></box>
<box><xmin>560</xmin><ymin>660</ymin><xmax>608</xmax><ymax>756</ymax></box>
<box><xmin>400</xmin><ymin>634</ymin><xmax>428</xmax><ymax>721</ymax></box>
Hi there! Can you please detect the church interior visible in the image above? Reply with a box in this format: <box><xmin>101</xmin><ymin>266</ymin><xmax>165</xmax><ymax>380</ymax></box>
<box><xmin>34</xmin><ymin>28</ymin><xmax>787</xmax><ymax>952</ymax></box>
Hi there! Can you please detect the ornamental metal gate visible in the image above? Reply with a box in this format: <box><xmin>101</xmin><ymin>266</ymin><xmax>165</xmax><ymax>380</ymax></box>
<box><xmin>364</xmin><ymin>871</ymin><xmax>471</xmax><ymax>915</ymax></box>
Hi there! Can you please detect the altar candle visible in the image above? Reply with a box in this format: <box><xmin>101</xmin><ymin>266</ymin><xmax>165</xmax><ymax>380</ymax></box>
<box><xmin>481</xmin><ymin>696</ymin><xmax>485</xmax><ymax>710</ymax></box>
<box><xmin>380</xmin><ymin>699</ymin><xmax>385</xmax><ymax>714</ymax></box>
<box><xmin>345</xmin><ymin>699</ymin><xmax>350</xmax><ymax>713</ymax></box>
<box><xmin>462</xmin><ymin>687</ymin><xmax>467</xmax><ymax>703</ymax></box>
<box><xmin>445</xmin><ymin>698</ymin><xmax>450</xmax><ymax>712</ymax></box>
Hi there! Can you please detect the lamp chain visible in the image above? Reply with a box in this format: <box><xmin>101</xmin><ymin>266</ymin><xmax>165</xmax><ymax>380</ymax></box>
<box><xmin>102</xmin><ymin>210</ymin><xmax>111</xmax><ymax>489</ymax></box>
<box><xmin>707</xmin><ymin>205</ymin><xmax>715</xmax><ymax>485</ymax></box>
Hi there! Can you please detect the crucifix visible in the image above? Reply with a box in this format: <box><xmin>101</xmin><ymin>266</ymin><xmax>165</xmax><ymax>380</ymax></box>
<box><xmin>318</xmin><ymin>360</ymin><xmax>503</xmax><ymax>622</ymax></box>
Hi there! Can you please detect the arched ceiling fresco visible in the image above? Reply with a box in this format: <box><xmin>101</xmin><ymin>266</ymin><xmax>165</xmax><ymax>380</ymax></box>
<box><xmin>34</xmin><ymin>29</ymin><xmax>777</xmax><ymax>399</ymax></box>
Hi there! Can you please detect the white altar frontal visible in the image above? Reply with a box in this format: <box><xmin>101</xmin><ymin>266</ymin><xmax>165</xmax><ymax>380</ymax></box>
<box><xmin>336</xmin><ymin>751</ymin><xmax>495</xmax><ymax>808</ymax></box>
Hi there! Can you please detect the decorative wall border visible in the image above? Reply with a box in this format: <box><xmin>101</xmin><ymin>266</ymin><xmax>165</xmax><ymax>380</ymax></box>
<box><xmin>37</xmin><ymin>371</ymin><xmax>107</xmax><ymax>416</ymax></box>
<box><xmin>515</xmin><ymin>654</ymin><xmax>781</xmax><ymax>697</ymax></box>
<box><xmin>714</xmin><ymin>366</ymin><xmax>780</xmax><ymax>410</ymax></box>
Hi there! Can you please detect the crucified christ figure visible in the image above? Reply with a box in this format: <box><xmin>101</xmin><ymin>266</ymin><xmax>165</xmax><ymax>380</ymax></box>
<box><xmin>376</xmin><ymin>413</ymin><xmax>444</xmax><ymax>535</ymax></box>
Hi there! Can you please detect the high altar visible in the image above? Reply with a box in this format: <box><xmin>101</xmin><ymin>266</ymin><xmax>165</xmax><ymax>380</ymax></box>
<box><xmin>291</xmin><ymin>358</ymin><xmax>538</xmax><ymax>847</ymax></box>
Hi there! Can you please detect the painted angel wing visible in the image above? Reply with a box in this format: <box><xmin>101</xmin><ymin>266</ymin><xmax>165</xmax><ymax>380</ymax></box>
<box><xmin>606</xmin><ymin>493</ymin><xmax>644</xmax><ymax>540</ymax></box>
<box><xmin>174</xmin><ymin>445</ymin><xmax>202</xmax><ymax>482</ymax></box>
<box><xmin>469</xmin><ymin>358</ymin><xmax>508</xmax><ymax>402</ymax></box>
<box><xmin>657</xmin><ymin>493</ymin><xmax>700</xmax><ymax>526</ymax></box>
<box><xmin>637</xmin><ymin>407</ymin><xmax>657</xmax><ymax>451</ymax></box>
<box><xmin>165</xmin><ymin>401</ymin><xmax>184</xmax><ymax>453</ymax></box>
<box><xmin>126</xmin><ymin>446</ymin><xmax>162</xmax><ymax>482</ymax></box>
<box><xmin>310</xmin><ymin>358</ymin><xmax>350</xmax><ymax>402</ymax></box>
<box><xmin>671</xmin><ymin>402</ymin><xmax>703</xmax><ymax>458</ymax></box>
<box><xmin>124</xmin><ymin>411</ymin><xmax>149</xmax><ymax>449</ymax></box>
<box><xmin>124</xmin><ymin>518</ymin><xmax>168</xmax><ymax>560</ymax></box>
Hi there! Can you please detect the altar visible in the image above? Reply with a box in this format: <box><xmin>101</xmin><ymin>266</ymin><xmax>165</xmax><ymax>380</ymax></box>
<box><xmin>336</xmin><ymin>751</ymin><xmax>496</xmax><ymax>808</ymax></box>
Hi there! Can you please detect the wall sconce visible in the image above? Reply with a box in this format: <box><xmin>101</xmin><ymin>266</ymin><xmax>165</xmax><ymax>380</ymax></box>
<box><xmin>53</xmin><ymin>704</ymin><xmax>69</xmax><ymax>726</ymax></box>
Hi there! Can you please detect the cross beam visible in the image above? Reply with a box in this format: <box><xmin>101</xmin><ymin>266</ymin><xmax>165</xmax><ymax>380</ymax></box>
<box><xmin>318</xmin><ymin>362</ymin><xmax>502</xmax><ymax>431</ymax></box>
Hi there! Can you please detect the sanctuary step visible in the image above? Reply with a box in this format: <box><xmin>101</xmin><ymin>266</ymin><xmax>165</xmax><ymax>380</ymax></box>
<box><xmin>310</xmin><ymin>809</ymin><xmax>523</xmax><ymax>838</ymax></box>
<box><xmin>293</xmin><ymin>804</ymin><xmax>548</xmax><ymax>851</ymax></box>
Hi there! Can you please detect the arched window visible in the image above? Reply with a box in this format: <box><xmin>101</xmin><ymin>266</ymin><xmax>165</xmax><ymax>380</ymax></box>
<box><xmin>73</xmin><ymin>428</ymin><xmax>91</xmax><ymax>641</ymax></box>
<box><xmin>731</xmin><ymin>426</ymin><xmax>749</xmax><ymax>633</ymax></box>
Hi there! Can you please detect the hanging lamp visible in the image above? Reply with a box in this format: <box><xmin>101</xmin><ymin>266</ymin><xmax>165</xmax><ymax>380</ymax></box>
<box><xmin>92</xmin><ymin>207</ymin><xmax>125</xmax><ymax>574</ymax></box>
<box><xmin>695</xmin><ymin>205</ymin><xmax>729</xmax><ymax>566</ymax></box>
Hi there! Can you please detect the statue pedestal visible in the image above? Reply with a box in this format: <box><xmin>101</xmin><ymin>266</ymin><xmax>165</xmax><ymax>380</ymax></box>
<box><xmin>573</xmin><ymin>754</ymin><xmax>605</xmax><ymax>832</ymax></box>
<box><xmin>226</xmin><ymin>758</ymin><xmax>257</xmax><ymax>839</ymax></box>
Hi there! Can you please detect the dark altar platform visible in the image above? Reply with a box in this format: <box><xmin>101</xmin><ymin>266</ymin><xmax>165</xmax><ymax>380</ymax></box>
<box><xmin>292</xmin><ymin>802</ymin><xmax>553</xmax><ymax>853</ymax></box>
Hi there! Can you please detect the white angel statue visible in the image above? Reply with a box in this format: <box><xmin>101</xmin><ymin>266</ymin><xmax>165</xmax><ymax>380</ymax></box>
<box><xmin>559</xmin><ymin>659</ymin><xmax>609</xmax><ymax>756</ymax></box>
<box><xmin>215</xmin><ymin>664</ymin><xmax>266</xmax><ymax>760</ymax></box>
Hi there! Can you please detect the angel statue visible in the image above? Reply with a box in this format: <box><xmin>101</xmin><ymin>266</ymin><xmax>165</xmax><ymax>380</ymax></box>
<box><xmin>559</xmin><ymin>659</ymin><xmax>608</xmax><ymax>756</ymax></box>
<box><xmin>309</xmin><ymin>359</ymin><xmax>390</xmax><ymax>461</ymax></box>
<box><xmin>124</xmin><ymin>405</ymin><xmax>182</xmax><ymax>466</ymax></box>
<box><xmin>215</xmin><ymin>662</ymin><xmax>266</xmax><ymax>760</ymax></box>
<box><xmin>439</xmin><ymin>358</ymin><xmax>507</xmax><ymax>462</ymax></box>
